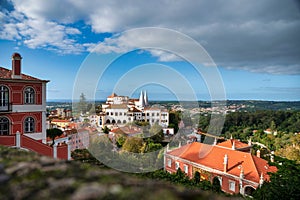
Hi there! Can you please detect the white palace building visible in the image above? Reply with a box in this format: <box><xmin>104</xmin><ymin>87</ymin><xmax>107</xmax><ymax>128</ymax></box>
<box><xmin>100</xmin><ymin>91</ymin><xmax>169</xmax><ymax>128</ymax></box>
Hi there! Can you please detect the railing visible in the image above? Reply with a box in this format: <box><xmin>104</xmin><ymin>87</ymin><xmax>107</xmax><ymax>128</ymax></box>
<box><xmin>0</xmin><ymin>135</ymin><xmax>16</xmax><ymax>146</ymax></box>
<box><xmin>21</xmin><ymin>135</ymin><xmax>53</xmax><ymax>157</ymax></box>
<box><xmin>0</xmin><ymin>132</ymin><xmax>70</xmax><ymax>160</ymax></box>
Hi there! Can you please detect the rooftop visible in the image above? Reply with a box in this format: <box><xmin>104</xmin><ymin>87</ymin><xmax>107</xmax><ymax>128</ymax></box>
<box><xmin>167</xmin><ymin>142</ymin><xmax>277</xmax><ymax>183</ymax></box>
<box><xmin>0</xmin><ymin>67</ymin><xmax>48</xmax><ymax>82</ymax></box>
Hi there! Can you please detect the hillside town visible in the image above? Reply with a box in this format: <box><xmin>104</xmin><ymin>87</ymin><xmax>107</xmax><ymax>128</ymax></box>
<box><xmin>1</xmin><ymin>53</ymin><xmax>299</xmax><ymax>198</ymax></box>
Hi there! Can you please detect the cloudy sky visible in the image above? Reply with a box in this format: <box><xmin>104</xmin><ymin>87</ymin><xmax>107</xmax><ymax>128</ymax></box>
<box><xmin>0</xmin><ymin>0</ymin><xmax>299</xmax><ymax>101</ymax></box>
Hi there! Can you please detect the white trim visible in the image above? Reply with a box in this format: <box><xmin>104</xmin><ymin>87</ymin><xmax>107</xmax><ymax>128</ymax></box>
<box><xmin>229</xmin><ymin>180</ymin><xmax>236</xmax><ymax>192</ymax></box>
<box><xmin>24</xmin><ymin>132</ymin><xmax>43</xmax><ymax>140</ymax></box>
<box><xmin>167</xmin><ymin>158</ymin><xmax>172</xmax><ymax>167</ymax></box>
<box><xmin>175</xmin><ymin>161</ymin><xmax>180</xmax><ymax>170</ymax></box>
<box><xmin>165</xmin><ymin>154</ymin><xmax>259</xmax><ymax>187</ymax></box>
<box><xmin>12</xmin><ymin>105</ymin><xmax>44</xmax><ymax>112</ymax></box>
<box><xmin>184</xmin><ymin>164</ymin><xmax>189</xmax><ymax>174</ymax></box>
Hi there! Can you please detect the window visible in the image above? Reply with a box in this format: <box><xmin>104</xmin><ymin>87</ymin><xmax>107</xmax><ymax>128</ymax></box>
<box><xmin>0</xmin><ymin>85</ymin><xmax>9</xmax><ymax>110</ymax></box>
<box><xmin>167</xmin><ymin>159</ymin><xmax>172</xmax><ymax>167</ymax></box>
<box><xmin>175</xmin><ymin>161</ymin><xmax>180</xmax><ymax>170</ymax></box>
<box><xmin>0</xmin><ymin>117</ymin><xmax>9</xmax><ymax>135</ymax></box>
<box><xmin>184</xmin><ymin>164</ymin><xmax>188</xmax><ymax>174</ymax></box>
<box><xmin>229</xmin><ymin>180</ymin><xmax>235</xmax><ymax>192</ymax></box>
<box><xmin>24</xmin><ymin>87</ymin><xmax>35</xmax><ymax>104</ymax></box>
<box><xmin>24</xmin><ymin>117</ymin><xmax>35</xmax><ymax>133</ymax></box>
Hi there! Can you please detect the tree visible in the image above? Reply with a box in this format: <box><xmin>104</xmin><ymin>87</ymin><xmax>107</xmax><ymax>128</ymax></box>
<box><xmin>122</xmin><ymin>137</ymin><xmax>144</xmax><ymax>153</ymax></box>
<box><xmin>102</xmin><ymin>126</ymin><xmax>110</xmax><ymax>134</ymax></box>
<box><xmin>253</xmin><ymin>158</ymin><xmax>300</xmax><ymax>199</ymax></box>
<box><xmin>77</xmin><ymin>93</ymin><xmax>88</xmax><ymax>114</ymax></box>
<box><xmin>47</xmin><ymin>128</ymin><xmax>63</xmax><ymax>146</ymax></box>
<box><xmin>193</xmin><ymin>171</ymin><xmax>201</xmax><ymax>184</ymax></box>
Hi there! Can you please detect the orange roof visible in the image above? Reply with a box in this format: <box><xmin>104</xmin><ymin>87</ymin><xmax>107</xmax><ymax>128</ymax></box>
<box><xmin>108</xmin><ymin>93</ymin><xmax>118</xmax><ymax>98</ymax></box>
<box><xmin>111</xmin><ymin>126</ymin><xmax>142</xmax><ymax>135</ymax></box>
<box><xmin>106</xmin><ymin>104</ymin><xmax>128</xmax><ymax>109</ymax></box>
<box><xmin>128</xmin><ymin>107</ymin><xmax>142</xmax><ymax>112</ymax></box>
<box><xmin>0</xmin><ymin>67</ymin><xmax>47</xmax><ymax>81</ymax></box>
<box><xmin>217</xmin><ymin>139</ymin><xmax>250</xmax><ymax>149</ymax></box>
<box><xmin>51</xmin><ymin>119</ymin><xmax>70</xmax><ymax>123</ymax></box>
<box><xmin>167</xmin><ymin>142</ymin><xmax>277</xmax><ymax>183</ymax></box>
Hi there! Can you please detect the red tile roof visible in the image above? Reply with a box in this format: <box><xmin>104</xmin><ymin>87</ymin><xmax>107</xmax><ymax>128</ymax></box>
<box><xmin>217</xmin><ymin>139</ymin><xmax>250</xmax><ymax>149</ymax></box>
<box><xmin>51</xmin><ymin>119</ymin><xmax>71</xmax><ymax>123</ymax></box>
<box><xmin>167</xmin><ymin>142</ymin><xmax>277</xmax><ymax>183</ymax></box>
<box><xmin>111</xmin><ymin>126</ymin><xmax>142</xmax><ymax>135</ymax></box>
<box><xmin>0</xmin><ymin>67</ymin><xmax>47</xmax><ymax>81</ymax></box>
<box><xmin>108</xmin><ymin>93</ymin><xmax>118</xmax><ymax>98</ymax></box>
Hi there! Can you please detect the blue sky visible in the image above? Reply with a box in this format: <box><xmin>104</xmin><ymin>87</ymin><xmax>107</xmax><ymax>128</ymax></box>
<box><xmin>0</xmin><ymin>0</ymin><xmax>299</xmax><ymax>101</ymax></box>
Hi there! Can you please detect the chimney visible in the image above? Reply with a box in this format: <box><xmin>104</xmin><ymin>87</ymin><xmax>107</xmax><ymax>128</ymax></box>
<box><xmin>232</xmin><ymin>140</ymin><xmax>236</xmax><ymax>150</ymax></box>
<box><xmin>213</xmin><ymin>137</ymin><xmax>217</xmax><ymax>145</ymax></box>
<box><xmin>239</xmin><ymin>168</ymin><xmax>244</xmax><ymax>179</ymax></box>
<box><xmin>11</xmin><ymin>52</ymin><xmax>22</xmax><ymax>79</ymax></box>
<box><xmin>248</xmin><ymin>138</ymin><xmax>252</xmax><ymax>146</ymax></box>
<box><xmin>270</xmin><ymin>151</ymin><xmax>274</xmax><ymax>162</ymax></box>
<box><xmin>259</xmin><ymin>173</ymin><xmax>264</xmax><ymax>187</ymax></box>
<box><xmin>256</xmin><ymin>150</ymin><xmax>261</xmax><ymax>158</ymax></box>
<box><xmin>223</xmin><ymin>154</ymin><xmax>228</xmax><ymax>173</ymax></box>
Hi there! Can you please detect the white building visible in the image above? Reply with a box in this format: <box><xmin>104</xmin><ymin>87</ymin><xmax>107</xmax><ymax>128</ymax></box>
<box><xmin>100</xmin><ymin>91</ymin><xmax>169</xmax><ymax>128</ymax></box>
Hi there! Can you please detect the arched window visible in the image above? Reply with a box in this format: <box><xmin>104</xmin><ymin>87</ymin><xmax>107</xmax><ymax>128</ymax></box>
<box><xmin>0</xmin><ymin>117</ymin><xmax>10</xmax><ymax>135</ymax></box>
<box><xmin>24</xmin><ymin>117</ymin><xmax>35</xmax><ymax>133</ymax></box>
<box><xmin>24</xmin><ymin>87</ymin><xmax>35</xmax><ymax>104</ymax></box>
<box><xmin>0</xmin><ymin>85</ymin><xmax>9</xmax><ymax>111</ymax></box>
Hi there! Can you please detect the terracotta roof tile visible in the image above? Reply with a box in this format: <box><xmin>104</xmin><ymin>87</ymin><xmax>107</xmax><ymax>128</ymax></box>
<box><xmin>0</xmin><ymin>67</ymin><xmax>46</xmax><ymax>81</ymax></box>
<box><xmin>167</xmin><ymin>142</ymin><xmax>277</xmax><ymax>183</ymax></box>
<box><xmin>217</xmin><ymin>139</ymin><xmax>250</xmax><ymax>149</ymax></box>
<box><xmin>108</xmin><ymin>93</ymin><xmax>118</xmax><ymax>98</ymax></box>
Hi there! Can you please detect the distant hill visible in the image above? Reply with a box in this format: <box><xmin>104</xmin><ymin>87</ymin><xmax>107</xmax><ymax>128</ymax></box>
<box><xmin>47</xmin><ymin>100</ymin><xmax>300</xmax><ymax>111</ymax></box>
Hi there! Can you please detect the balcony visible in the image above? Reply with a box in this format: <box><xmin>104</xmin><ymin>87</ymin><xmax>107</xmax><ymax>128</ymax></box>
<box><xmin>0</xmin><ymin>102</ymin><xmax>12</xmax><ymax>112</ymax></box>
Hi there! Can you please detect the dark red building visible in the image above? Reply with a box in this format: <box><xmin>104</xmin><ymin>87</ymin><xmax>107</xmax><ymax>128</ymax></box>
<box><xmin>165</xmin><ymin>140</ymin><xmax>277</xmax><ymax>196</ymax></box>
<box><xmin>0</xmin><ymin>53</ymin><xmax>49</xmax><ymax>143</ymax></box>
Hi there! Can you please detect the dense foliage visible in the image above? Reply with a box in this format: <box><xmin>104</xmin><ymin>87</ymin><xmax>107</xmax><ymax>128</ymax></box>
<box><xmin>253</xmin><ymin>158</ymin><xmax>300</xmax><ymax>200</ymax></box>
<box><xmin>46</xmin><ymin>128</ymin><xmax>63</xmax><ymax>146</ymax></box>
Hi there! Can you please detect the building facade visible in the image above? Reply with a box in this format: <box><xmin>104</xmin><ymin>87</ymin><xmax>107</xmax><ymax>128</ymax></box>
<box><xmin>164</xmin><ymin>140</ymin><xmax>277</xmax><ymax>196</ymax></box>
<box><xmin>0</xmin><ymin>53</ymin><xmax>48</xmax><ymax>143</ymax></box>
<box><xmin>101</xmin><ymin>92</ymin><xmax>169</xmax><ymax>127</ymax></box>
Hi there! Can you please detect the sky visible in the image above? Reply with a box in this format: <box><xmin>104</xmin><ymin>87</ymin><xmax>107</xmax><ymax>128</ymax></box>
<box><xmin>0</xmin><ymin>0</ymin><xmax>299</xmax><ymax>101</ymax></box>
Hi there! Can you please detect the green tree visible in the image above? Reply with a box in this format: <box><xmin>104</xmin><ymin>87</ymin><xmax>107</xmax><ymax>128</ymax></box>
<box><xmin>46</xmin><ymin>128</ymin><xmax>63</xmax><ymax>146</ymax></box>
<box><xmin>102</xmin><ymin>126</ymin><xmax>110</xmax><ymax>134</ymax></box>
<box><xmin>193</xmin><ymin>171</ymin><xmax>201</xmax><ymax>184</ymax></box>
<box><xmin>253</xmin><ymin>158</ymin><xmax>300</xmax><ymax>200</ymax></box>
<box><xmin>77</xmin><ymin>93</ymin><xmax>88</xmax><ymax>114</ymax></box>
<box><xmin>116</xmin><ymin>135</ymin><xmax>126</xmax><ymax>147</ymax></box>
<box><xmin>122</xmin><ymin>137</ymin><xmax>144</xmax><ymax>153</ymax></box>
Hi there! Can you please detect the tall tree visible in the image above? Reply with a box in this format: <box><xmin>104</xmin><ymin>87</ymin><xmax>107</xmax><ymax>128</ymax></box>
<box><xmin>47</xmin><ymin>128</ymin><xmax>63</xmax><ymax>146</ymax></box>
<box><xmin>77</xmin><ymin>93</ymin><xmax>88</xmax><ymax>114</ymax></box>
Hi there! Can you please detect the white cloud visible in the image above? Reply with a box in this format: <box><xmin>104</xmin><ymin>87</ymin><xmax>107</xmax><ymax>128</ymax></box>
<box><xmin>0</xmin><ymin>0</ymin><xmax>299</xmax><ymax>74</ymax></box>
